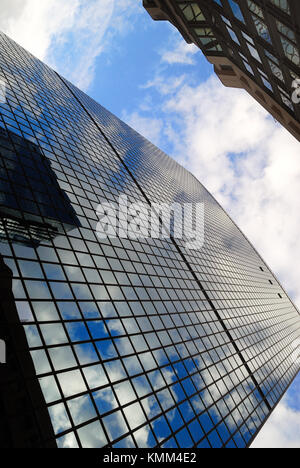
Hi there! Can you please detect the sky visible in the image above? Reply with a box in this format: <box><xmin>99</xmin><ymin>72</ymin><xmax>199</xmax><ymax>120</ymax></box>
<box><xmin>0</xmin><ymin>0</ymin><xmax>299</xmax><ymax>448</ymax></box>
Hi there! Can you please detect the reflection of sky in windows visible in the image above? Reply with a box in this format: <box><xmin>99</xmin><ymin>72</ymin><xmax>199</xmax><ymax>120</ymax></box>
<box><xmin>228</xmin><ymin>0</ymin><xmax>245</xmax><ymax>24</ymax></box>
<box><xmin>0</xmin><ymin>30</ymin><xmax>299</xmax><ymax>449</ymax></box>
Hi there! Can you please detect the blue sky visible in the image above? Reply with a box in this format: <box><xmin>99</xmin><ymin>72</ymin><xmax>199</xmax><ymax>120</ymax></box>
<box><xmin>0</xmin><ymin>0</ymin><xmax>299</xmax><ymax>448</ymax></box>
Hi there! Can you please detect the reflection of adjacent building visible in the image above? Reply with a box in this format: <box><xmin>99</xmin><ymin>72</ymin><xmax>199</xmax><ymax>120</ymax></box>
<box><xmin>143</xmin><ymin>0</ymin><xmax>300</xmax><ymax>141</ymax></box>
<box><xmin>0</xmin><ymin>254</ymin><xmax>56</xmax><ymax>447</ymax></box>
<box><xmin>0</xmin><ymin>128</ymin><xmax>80</xmax><ymax>447</ymax></box>
<box><xmin>0</xmin><ymin>126</ymin><xmax>81</xmax><ymax>247</ymax></box>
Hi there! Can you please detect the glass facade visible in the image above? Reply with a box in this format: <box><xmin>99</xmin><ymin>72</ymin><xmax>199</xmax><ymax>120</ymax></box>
<box><xmin>0</xmin><ymin>30</ymin><xmax>299</xmax><ymax>449</ymax></box>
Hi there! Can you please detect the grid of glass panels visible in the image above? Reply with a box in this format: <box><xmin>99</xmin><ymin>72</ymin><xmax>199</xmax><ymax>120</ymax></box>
<box><xmin>0</xmin><ymin>30</ymin><xmax>299</xmax><ymax>449</ymax></box>
<box><xmin>66</xmin><ymin>77</ymin><xmax>300</xmax><ymax>439</ymax></box>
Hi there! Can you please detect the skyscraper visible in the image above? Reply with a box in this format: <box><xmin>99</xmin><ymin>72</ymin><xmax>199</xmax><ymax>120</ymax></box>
<box><xmin>143</xmin><ymin>0</ymin><xmax>300</xmax><ymax>142</ymax></box>
<box><xmin>0</xmin><ymin>30</ymin><xmax>299</xmax><ymax>449</ymax></box>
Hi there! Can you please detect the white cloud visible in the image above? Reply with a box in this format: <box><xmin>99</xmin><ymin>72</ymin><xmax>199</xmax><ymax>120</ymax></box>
<box><xmin>48</xmin><ymin>0</ymin><xmax>115</xmax><ymax>91</ymax></box>
<box><xmin>251</xmin><ymin>399</ymin><xmax>300</xmax><ymax>448</ymax></box>
<box><xmin>0</xmin><ymin>0</ymin><xmax>139</xmax><ymax>90</ymax></box>
<box><xmin>142</xmin><ymin>74</ymin><xmax>187</xmax><ymax>96</ymax></box>
<box><xmin>0</xmin><ymin>0</ymin><xmax>80</xmax><ymax>61</ymax></box>
<box><xmin>161</xmin><ymin>39</ymin><xmax>199</xmax><ymax>65</ymax></box>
